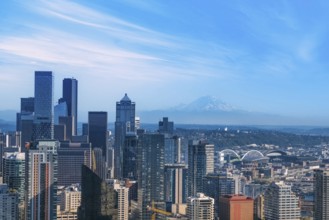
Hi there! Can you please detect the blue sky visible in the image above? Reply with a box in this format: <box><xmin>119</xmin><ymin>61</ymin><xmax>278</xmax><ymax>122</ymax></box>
<box><xmin>1</xmin><ymin>0</ymin><xmax>329</xmax><ymax>123</ymax></box>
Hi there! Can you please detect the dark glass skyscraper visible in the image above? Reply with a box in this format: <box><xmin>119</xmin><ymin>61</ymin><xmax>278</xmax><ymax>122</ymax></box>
<box><xmin>122</xmin><ymin>132</ymin><xmax>138</xmax><ymax>180</ymax></box>
<box><xmin>16</xmin><ymin>97</ymin><xmax>34</xmax><ymax>149</ymax></box>
<box><xmin>57</xmin><ymin>143</ymin><xmax>92</xmax><ymax>186</ymax></box>
<box><xmin>88</xmin><ymin>112</ymin><xmax>108</xmax><ymax>158</ymax></box>
<box><xmin>61</xmin><ymin>78</ymin><xmax>78</xmax><ymax>136</ymax></box>
<box><xmin>33</xmin><ymin>71</ymin><xmax>54</xmax><ymax>140</ymax></box>
<box><xmin>137</xmin><ymin>133</ymin><xmax>165</xmax><ymax>220</ymax></box>
<box><xmin>188</xmin><ymin>140</ymin><xmax>214</xmax><ymax>197</ymax></box>
<box><xmin>20</xmin><ymin>97</ymin><xmax>35</xmax><ymax>113</ymax></box>
<box><xmin>114</xmin><ymin>94</ymin><xmax>135</xmax><ymax>178</ymax></box>
<box><xmin>78</xmin><ymin>165</ymin><xmax>118</xmax><ymax>220</ymax></box>
<box><xmin>314</xmin><ymin>169</ymin><xmax>329</xmax><ymax>220</ymax></box>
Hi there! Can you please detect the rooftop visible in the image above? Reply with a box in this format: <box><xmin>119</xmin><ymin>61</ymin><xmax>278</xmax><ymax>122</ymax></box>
<box><xmin>120</xmin><ymin>93</ymin><xmax>131</xmax><ymax>102</ymax></box>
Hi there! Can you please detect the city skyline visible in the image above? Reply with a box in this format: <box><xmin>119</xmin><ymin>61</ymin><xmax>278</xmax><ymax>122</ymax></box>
<box><xmin>1</xmin><ymin>1</ymin><xmax>329</xmax><ymax>124</ymax></box>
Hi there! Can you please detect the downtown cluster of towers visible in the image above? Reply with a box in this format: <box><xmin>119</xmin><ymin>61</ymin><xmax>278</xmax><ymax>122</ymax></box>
<box><xmin>0</xmin><ymin>71</ymin><xmax>214</xmax><ymax>220</ymax></box>
<box><xmin>1</xmin><ymin>71</ymin><xmax>329</xmax><ymax>220</ymax></box>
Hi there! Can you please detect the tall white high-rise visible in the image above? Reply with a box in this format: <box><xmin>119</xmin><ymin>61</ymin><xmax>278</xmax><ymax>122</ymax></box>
<box><xmin>25</xmin><ymin>140</ymin><xmax>59</xmax><ymax>220</ymax></box>
<box><xmin>186</xmin><ymin>193</ymin><xmax>214</xmax><ymax>220</ymax></box>
<box><xmin>264</xmin><ymin>181</ymin><xmax>300</xmax><ymax>220</ymax></box>
<box><xmin>114</xmin><ymin>185</ymin><xmax>129</xmax><ymax>220</ymax></box>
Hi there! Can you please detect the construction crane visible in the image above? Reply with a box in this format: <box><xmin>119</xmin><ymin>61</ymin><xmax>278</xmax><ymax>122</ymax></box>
<box><xmin>148</xmin><ymin>201</ymin><xmax>173</xmax><ymax>220</ymax></box>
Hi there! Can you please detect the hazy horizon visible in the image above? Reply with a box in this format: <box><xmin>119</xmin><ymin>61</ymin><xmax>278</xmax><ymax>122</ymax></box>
<box><xmin>1</xmin><ymin>1</ymin><xmax>329</xmax><ymax>125</ymax></box>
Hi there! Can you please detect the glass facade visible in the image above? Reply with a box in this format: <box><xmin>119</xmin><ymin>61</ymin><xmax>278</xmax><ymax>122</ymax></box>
<box><xmin>115</xmin><ymin>93</ymin><xmax>136</xmax><ymax>179</ymax></box>
<box><xmin>62</xmin><ymin>78</ymin><xmax>78</xmax><ymax>135</ymax></box>
<box><xmin>88</xmin><ymin>112</ymin><xmax>108</xmax><ymax>158</ymax></box>
<box><xmin>137</xmin><ymin>133</ymin><xmax>165</xmax><ymax>220</ymax></box>
<box><xmin>33</xmin><ymin>71</ymin><xmax>54</xmax><ymax>140</ymax></box>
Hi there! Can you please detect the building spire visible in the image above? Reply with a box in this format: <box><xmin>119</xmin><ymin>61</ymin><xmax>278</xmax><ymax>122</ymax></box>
<box><xmin>120</xmin><ymin>93</ymin><xmax>131</xmax><ymax>102</ymax></box>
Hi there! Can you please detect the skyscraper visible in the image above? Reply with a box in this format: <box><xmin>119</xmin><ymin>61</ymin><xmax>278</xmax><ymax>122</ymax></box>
<box><xmin>164</xmin><ymin>164</ymin><xmax>187</xmax><ymax>208</ymax></box>
<box><xmin>122</xmin><ymin>132</ymin><xmax>138</xmax><ymax>180</ymax></box>
<box><xmin>264</xmin><ymin>182</ymin><xmax>300</xmax><ymax>220</ymax></box>
<box><xmin>57</xmin><ymin>143</ymin><xmax>92</xmax><ymax>186</ymax></box>
<box><xmin>188</xmin><ymin>140</ymin><xmax>214</xmax><ymax>197</ymax></box>
<box><xmin>16</xmin><ymin>97</ymin><xmax>35</xmax><ymax>152</ymax></box>
<box><xmin>158</xmin><ymin>117</ymin><xmax>174</xmax><ymax>135</ymax></box>
<box><xmin>218</xmin><ymin>194</ymin><xmax>254</xmax><ymax>220</ymax></box>
<box><xmin>3</xmin><ymin>152</ymin><xmax>25</xmax><ymax>219</ymax></box>
<box><xmin>186</xmin><ymin>193</ymin><xmax>214</xmax><ymax>220</ymax></box>
<box><xmin>113</xmin><ymin>183</ymin><xmax>129</xmax><ymax>220</ymax></box>
<box><xmin>137</xmin><ymin>133</ymin><xmax>165</xmax><ymax>220</ymax></box>
<box><xmin>3</xmin><ymin>152</ymin><xmax>25</xmax><ymax>203</ymax></box>
<box><xmin>78</xmin><ymin>165</ymin><xmax>118</xmax><ymax>220</ymax></box>
<box><xmin>0</xmin><ymin>184</ymin><xmax>19</xmax><ymax>220</ymax></box>
<box><xmin>25</xmin><ymin>140</ymin><xmax>59</xmax><ymax>220</ymax></box>
<box><xmin>314</xmin><ymin>169</ymin><xmax>329</xmax><ymax>220</ymax></box>
<box><xmin>20</xmin><ymin>97</ymin><xmax>35</xmax><ymax>113</ymax></box>
<box><xmin>33</xmin><ymin>71</ymin><xmax>54</xmax><ymax>140</ymax></box>
<box><xmin>16</xmin><ymin>97</ymin><xmax>34</xmax><ymax>131</ymax></box>
<box><xmin>164</xmin><ymin>136</ymin><xmax>182</xmax><ymax>164</ymax></box>
<box><xmin>114</xmin><ymin>94</ymin><xmax>135</xmax><ymax>178</ymax></box>
<box><xmin>88</xmin><ymin>112</ymin><xmax>108</xmax><ymax>158</ymax></box>
<box><xmin>58</xmin><ymin>184</ymin><xmax>81</xmax><ymax>219</ymax></box>
<box><xmin>61</xmin><ymin>78</ymin><xmax>78</xmax><ymax>136</ymax></box>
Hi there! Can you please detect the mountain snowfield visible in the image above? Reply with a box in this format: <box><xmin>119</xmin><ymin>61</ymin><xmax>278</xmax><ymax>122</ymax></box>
<box><xmin>171</xmin><ymin>96</ymin><xmax>235</xmax><ymax>112</ymax></box>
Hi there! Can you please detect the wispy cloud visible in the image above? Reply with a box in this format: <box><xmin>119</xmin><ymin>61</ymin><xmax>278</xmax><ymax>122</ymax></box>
<box><xmin>0</xmin><ymin>0</ymin><xmax>242</xmax><ymax>85</ymax></box>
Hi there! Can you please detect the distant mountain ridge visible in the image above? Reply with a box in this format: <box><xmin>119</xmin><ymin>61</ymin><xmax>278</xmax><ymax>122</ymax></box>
<box><xmin>0</xmin><ymin>96</ymin><xmax>328</xmax><ymax>126</ymax></box>
<box><xmin>138</xmin><ymin>96</ymin><xmax>328</xmax><ymax>126</ymax></box>
<box><xmin>0</xmin><ymin>110</ymin><xmax>16</xmax><ymax>122</ymax></box>
<box><xmin>171</xmin><ymin>96</ymin><xmax>235</xmax><ymax>112</ymax></box>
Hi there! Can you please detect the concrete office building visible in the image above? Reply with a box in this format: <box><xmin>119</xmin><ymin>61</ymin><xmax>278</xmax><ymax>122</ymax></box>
<box><xmin>264</xmin><ymin>182</ymin><xmax>300</xmax><ymax>220</ymax></box>
<box><xmin>113</xmin><ymin>183</ymin><xmax>129</xmax><ymax>220</ymax></box>
<box><xmin>58</xmin><ymin>184</ymin><xmax>81</xmax><ymax>220</ymax></box>
<box><xmin>186</xmin><ymin>193</ymin><xmax>214</xmax><ymax>220</ymax></box>
<box><xmin>3</xmin><ymin>152</ymin><xmax>25</xmax><ymax>205</ymax></box>
<box><xmin>25</xmin><ymin>140</ymin><xmax>59</xmax><ymax>220</ymax></box>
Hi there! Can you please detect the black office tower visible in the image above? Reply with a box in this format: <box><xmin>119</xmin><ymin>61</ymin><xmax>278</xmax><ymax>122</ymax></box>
<box><xmin>188</xmin><ymin>140</ymin><xmax>214</xmax><ymax>197</ymax></box>
<box><xmin>61</xmin><ymin>78</ymin><xmax>78</xmax><ymax>136</ymax></box>
<box><xmin>137</xmin><ymin>133</ymin><xmax>165</xmax><ymax>219</ymax></box>
<box><xmin>88</xmin><ymin>112</ymin><xmax>108</xmax><ymax>158</ymax></box>
<box><xmin>114</xmin><ymin>94</ymin><xmax>135</xmax><ymax>178</ymax></box>
<box><xmin>78</xmin><ymin>165</ymin><xmax>118</xmax><ymax>220</ymax></box>
<box><xmin>33</xmin><ymin>71</ymin><xmax>54</xmax><ymax>140</ymax></box>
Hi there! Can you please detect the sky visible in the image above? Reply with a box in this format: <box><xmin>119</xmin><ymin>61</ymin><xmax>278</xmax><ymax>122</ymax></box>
<box><xmin>1</xmin><ymin>0</ymin><xmax>329</xmax><ymax>123</ymax></box>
